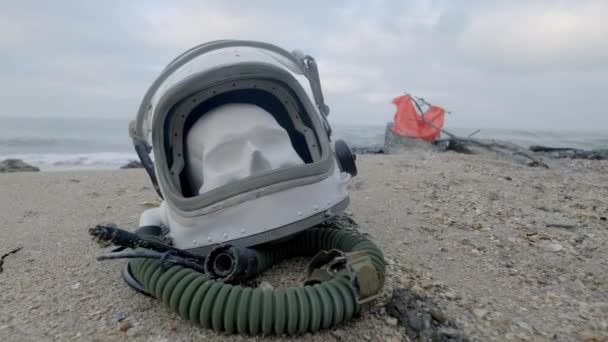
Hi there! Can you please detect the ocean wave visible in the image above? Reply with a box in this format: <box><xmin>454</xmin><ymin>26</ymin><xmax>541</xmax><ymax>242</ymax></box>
<box><xmin>0</xmin><ymin>152</ymin><xmax>139</xmax><ymax>170</ymax></box>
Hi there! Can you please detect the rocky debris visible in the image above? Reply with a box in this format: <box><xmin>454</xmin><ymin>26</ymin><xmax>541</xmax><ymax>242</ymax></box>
<box><xmin>116</xmin><ymin>312</ymin><xmax>126</xmax><ymax>322</ymax></box>
<box><xmin>530</xmin><ymin>146</ymin><xmax>608</xmax><ymax>160</ymax></box>
<box><xmin>0</xmin><ymin>159</ymin><xmax>40</xmax><ymax>173</ymax></box>
<box><xmin>434</xmin><ymin>139</ymin><xmax>473</xmax><ymax>154</ymax></box>
<box><xmin>120</xmin><ymin>160</ymin><xmax>143</xmax><ymax>169</ymax></box>
<box><xmin>385</xmin><ymin>288</ymin><xmax>466</xmax><ymax>341</ymax></box>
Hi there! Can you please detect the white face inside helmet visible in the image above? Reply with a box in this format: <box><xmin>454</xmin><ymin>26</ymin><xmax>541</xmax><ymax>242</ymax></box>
<box><xmin>130</xmin><ymin>40</ymin><xmax>356</xmax><ymax>252</ymax></box>
<box><xmin>185</xmin><ymin>103</ymin><xmax>304</xmax><ymax>195</ymax></box>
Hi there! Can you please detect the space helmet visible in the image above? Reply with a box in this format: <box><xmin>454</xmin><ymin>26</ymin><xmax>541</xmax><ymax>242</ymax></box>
<box><xmin>129</xmin><ymin>40</ymin><xmax>357</xmax><ymax>253</ymax></box>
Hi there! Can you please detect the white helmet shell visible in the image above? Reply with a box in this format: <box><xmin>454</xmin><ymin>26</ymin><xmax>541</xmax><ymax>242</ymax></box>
<box><xmin>132</xmin><ymin>41</ymin><xmax>351</xmax><ymax>252</ymax></box>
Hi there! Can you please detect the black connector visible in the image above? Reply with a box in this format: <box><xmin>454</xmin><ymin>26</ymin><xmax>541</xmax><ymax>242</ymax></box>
<box><xmin>204</xmin><ymin>245</ymin><xmax>258</xmax><ymax>283</ymax></box>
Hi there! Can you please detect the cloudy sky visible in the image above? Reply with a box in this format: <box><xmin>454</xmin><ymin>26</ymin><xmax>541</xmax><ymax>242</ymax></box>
<box><xmin>1</xmin><ymin>0</ymin><xmax>607</xmax><ymax>130</ymax></box>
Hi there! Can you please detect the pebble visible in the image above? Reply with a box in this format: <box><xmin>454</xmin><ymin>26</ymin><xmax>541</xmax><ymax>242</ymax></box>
<box><xmin>116</xmin><ymin>312</ymin><xmax>126</xmax><ymax>322</ymax></box>
<box><xmin>385</xmin><ymin>317</ymin><xmax>398</xmax><ymax>326</ymax></box>
<box><xmin>428</xmin><ymin>308</ymin><xmax>447</xmax><ymax>323</ymax></box>
<box><xmin>472</xmin><ymin>308</ymin><xmax>488</xmax><ymax>319</ymax></box>
<box><xmin>118</xmin><ymin>322</ymin><xmax>132</xmax><ymax>332</ymax></box>
<box><xmin>543</xmin><ymin>242</ymin><xmax>563</xmax><ymax>252</ymax></box>
<box><xmin>331</xmin><ymin>329</ymin><xmax>346</xmax><ymax>339</ymax></box>
<box><xmin>471</xmin><ymin>248</ymin><xmax>483</xmax><ymax>255</ymax></box>
<box><xmin>258</xmin><ymin>281</ymin><xmax>274</xmax><ymax>290</ymax></box>
<box><xmin>420</xmin><ymin>279</ymin><xmax>434</xmax><ymax>289</ymax></box>
<box><xmin>515</xmin><ymin>321</ymin><xmax>533</xmax><ymax>333</ymax></box>
<box><xmin>443</xmin><ymin>291</ymin><xmax>458</xmax><ymax>300</ymax></box>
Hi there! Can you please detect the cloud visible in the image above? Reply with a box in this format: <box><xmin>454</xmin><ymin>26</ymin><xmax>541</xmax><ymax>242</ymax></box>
<box><xmin>459</xmin><ymin>1</ymin><xmax>608</xmax><ymax>69</ymax></box>
<box><xmin>137</xmin><ymin>6</ymin><xmax>254</xmax><ymax>48</ymax></box>
<box><xmin>0</xmin><ymin>0</ymin><xmax>607</xmax><ymax>130</ymax></box>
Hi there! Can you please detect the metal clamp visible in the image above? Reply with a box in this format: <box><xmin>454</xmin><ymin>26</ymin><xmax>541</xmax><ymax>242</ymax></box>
<box><xmin>305</xmin><ymin>249</ymin><xmax>381</xmax><ymax>305</ymax></box>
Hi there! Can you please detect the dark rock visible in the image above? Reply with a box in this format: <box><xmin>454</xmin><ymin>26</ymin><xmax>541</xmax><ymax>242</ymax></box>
<box><xmin>384</xmin><ymin>123</ymin><xmax>435</xmax><ymax>153</ymax></box>
<box><xmin>529</xmin><ymin>146</ymin><xmax>608</xmax><ymax>160</ymax></box>
<box><xmin>120</xmin><ymin>160</ymin><xmax>143</xmax><ymax>169</ymax></box>
<box><xmin>574</xmin><ymin>234</ymin><xmax>588</xmax><ymax>244</ymax></box>
<box><xmin>386</xmin><ymin>288</ymin><xmax>467</xmax><ymax>341</ymax></box>
<box><xmin>0</xmin><ymin>159</ymin><xmax>40</xmax><ymax>173</ymax></box>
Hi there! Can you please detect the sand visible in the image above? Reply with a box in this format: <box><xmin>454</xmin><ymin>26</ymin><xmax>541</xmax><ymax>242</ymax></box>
<box><xmin>1</xmin><ymin>150</ymin><xmax>607</xmax><ymax>341</ymax></box>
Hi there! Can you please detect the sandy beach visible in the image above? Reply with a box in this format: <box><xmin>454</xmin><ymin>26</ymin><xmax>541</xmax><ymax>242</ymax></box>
<box><xmin>1</xmin><ymin>150</ymin><xmax>607</xmax><ymax>341</ymax></box>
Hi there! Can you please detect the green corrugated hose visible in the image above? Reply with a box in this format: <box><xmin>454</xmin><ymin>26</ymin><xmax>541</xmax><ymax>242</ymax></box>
<box><xmin>128</xmin><ymin>226</ymin><xmax>385</xmax><ymax>335</ymax></box>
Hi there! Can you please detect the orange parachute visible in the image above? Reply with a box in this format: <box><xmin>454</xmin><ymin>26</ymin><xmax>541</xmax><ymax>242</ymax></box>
<box><xmin>391</xmin><ymin>94</ymin><xmax>445</xmax><ymax>141</ymax></box>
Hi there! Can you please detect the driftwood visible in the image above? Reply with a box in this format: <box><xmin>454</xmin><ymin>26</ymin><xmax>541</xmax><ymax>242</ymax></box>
<box><xmin>419</xmin><ymin>117</ymin><xmax>549</xmax><ymax>168</ymax></box>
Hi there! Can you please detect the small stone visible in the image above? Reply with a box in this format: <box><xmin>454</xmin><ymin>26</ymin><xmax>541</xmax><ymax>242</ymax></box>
<box><xmin>331</xmin><ymin>329</ymin><xmax>346</xmax><ymax>339</ymax></box>
<box><xmin>386</xmin><ymin>258</ymin><xmax>395</xmax><ymax>265</ymax></box>
<box><xmin>443</xmin><ymin>291</ymin><xmax>458</xmax><ymax>300</ymax></box>
<box><xmin>428</xmin><ymin>308</ymin><xmax>447</xmax><ymax>323</ymax></box>
<box><xmin>410</xmin><ymin>285</ymin><xmax>425</xmax><ymax>297</ymax></box>
<box><xmin>472</xmin><ymin>223</ymin><xmax>483</xmax><ymax>230</ymax></box>
<box><xmin>439</xmin><ymin>327</ymin><xmax>464</xmax><ymax>339</ymax></box>
<box><xmin>116</xmin><ymin>312</ymin><xmax>126</xmax><ymax>322</ymax></box>
<box><xmin>543</xmin><ymin>242</ymin><xmax>563</xmax><ymax>252</ymax></box>
<box><xmin>420</xmin><ymin>279</ymin><xmax>434</xmax><ymax>289</ymax></box>
<box><xmin>516</xmin><ymin>320</ymin><xmax>533</xmax><ymax>333</ymax></box>
<box><xmin>118</xmin><ymin>322</ymin><xmax>132</xmax><ymax>332</ymax></box>
<box><xmin>258</xmin><ymin>281</ymin><xmax>274</xmax><ymax>290</ymax></box>
<box><xmin>472</xmin><ymin>308</ymin><xmax>488</xmax><ymax>319</ymax></box>
<box><xmin>385</xmin><ymin>316</ymin><xmax>398</xmax><ymax>326</ymax></box>
<box><xmin>471</xmin><ymin>248</ymin><xmax>482</xmax><ymax>255</ymax></box>
<box><xmin>70</xmin><ymin>283</ymin><xmax>81</xmax><ymax>290</ymax></box>
<box><xmin>575</xmin><ymin>234</ymin><xmax>588</xmax><ymax>244</ymax></box>
<box><xmin>0</xmin><ymin>159</ymin><xmax>40</xmax><ymax>173</ymax></box>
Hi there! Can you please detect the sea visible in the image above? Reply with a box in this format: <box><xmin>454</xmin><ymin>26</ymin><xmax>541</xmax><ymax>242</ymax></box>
<box><xmin>1</xmin><ymin>116</ymin><xmax>607</xmax><ymax>171</ymax></box>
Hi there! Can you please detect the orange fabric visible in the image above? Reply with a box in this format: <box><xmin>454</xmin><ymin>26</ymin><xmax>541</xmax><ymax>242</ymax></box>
<box><xmin>391</xmin><ymin>95</ymin><xmax>445</xmax><ymax>141</ymax></box>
